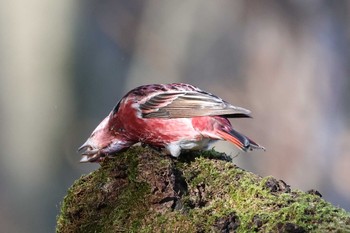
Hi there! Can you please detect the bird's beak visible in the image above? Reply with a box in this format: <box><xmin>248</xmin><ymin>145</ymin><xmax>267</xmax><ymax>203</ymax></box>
<box><xmin>77</xmin><ymin>141</ymin><xmax>100</xmax><ymax>162</ymax></box>
<box><xmin>77</xmin><ymin>142</ymin><xmax>91</xmax><ymax>153</ymax></box>
<box><xmin>79</xmin><ymin>154</ymin><xmax>91</xmax><ymax>163</ymax></box>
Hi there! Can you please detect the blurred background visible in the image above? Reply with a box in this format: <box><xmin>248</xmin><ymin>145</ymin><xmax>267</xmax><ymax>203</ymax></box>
<box><xmin>1</xmin><ymin>1</ymin><xmax>350</xmax><ymax>232</ymax></box>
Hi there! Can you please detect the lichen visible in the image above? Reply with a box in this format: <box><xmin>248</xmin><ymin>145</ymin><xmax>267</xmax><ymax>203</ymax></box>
<box><xmin>57</xmin><ymin>146</ymin><xmax>350</xmax><ymax>233</ymax></box>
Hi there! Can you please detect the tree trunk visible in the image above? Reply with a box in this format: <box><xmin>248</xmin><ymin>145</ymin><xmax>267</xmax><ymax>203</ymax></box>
<box><xmin>56</xmin><ymin>147</ymin><xmax>350</xmax><ymax>232</ymax></box>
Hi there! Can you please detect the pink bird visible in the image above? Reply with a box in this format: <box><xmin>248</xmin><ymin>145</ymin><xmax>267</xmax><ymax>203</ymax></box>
<box><xmin>78</xmin><ymin>83</ymin><xmax>264</xmax><ymax>162</ymax></box>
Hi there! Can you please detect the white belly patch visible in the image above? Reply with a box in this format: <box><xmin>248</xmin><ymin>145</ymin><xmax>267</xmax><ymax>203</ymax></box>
<box><xmin>165</xmin><ymin>138</ymin><xmax>216</xmax><ymax>157</ymax></box>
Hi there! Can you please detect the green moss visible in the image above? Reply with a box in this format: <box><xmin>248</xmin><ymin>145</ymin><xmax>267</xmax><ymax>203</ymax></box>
<box><xmin>57</xmin><ymin>147</ymin><xmax>350</xmax><ymax>233</ymax></box>
<box><xmin>56</xmin><ymin>147</ymin><xmax>152</xmax><ymax>233</ymax></box>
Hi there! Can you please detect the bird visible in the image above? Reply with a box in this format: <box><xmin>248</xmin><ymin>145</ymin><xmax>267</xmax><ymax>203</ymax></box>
<box><xmin>78</xmin><ymin>83</ymin><xmax>264</xmax><ymax>162</ymax></box>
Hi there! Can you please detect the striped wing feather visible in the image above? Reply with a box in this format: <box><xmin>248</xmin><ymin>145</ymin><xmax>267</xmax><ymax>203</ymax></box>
<box><xmin>140</xmin><ymin>91</ymin><xmax>251</xmax><ymax>118</ymax></box>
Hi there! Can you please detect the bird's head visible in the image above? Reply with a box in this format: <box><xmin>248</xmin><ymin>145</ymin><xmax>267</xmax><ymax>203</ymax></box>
<box><xmin>78</xmin><ymin>115</ymin><xmax>132</xmax><ymax>162</ymax></box>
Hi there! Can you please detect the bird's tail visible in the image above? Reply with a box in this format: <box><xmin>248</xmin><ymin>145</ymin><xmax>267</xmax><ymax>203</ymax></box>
<box><xmin>216</xmin><ymin>129</ymin><xmax>265</xmax><ymax>152</ymax></box>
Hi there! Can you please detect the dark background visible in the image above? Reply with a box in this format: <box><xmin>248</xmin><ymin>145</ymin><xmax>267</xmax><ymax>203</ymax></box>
<box><xmin>1</xmin><ymin>1</ymin><xmax>350</xmax><ymax>232</ymax></box>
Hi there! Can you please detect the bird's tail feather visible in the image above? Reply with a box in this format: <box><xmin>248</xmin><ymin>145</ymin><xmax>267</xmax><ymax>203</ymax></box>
<box><xmin>216</xmin><ymin>129</ymin><xmax>265</xmax><ymax>151</ymax></box>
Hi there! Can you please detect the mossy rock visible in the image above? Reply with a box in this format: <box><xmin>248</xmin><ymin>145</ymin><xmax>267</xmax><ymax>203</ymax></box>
<box><xmin>57</xmin><ymin>147</ymin><xmax>350</xmax><ymax>232</ymax></box>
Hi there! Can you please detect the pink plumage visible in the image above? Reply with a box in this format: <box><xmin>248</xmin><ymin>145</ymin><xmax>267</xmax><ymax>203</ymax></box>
<box><xmin>78</xmin><ymin>83</ymin><xmax>264</xmax><ymax>162</ymax></box>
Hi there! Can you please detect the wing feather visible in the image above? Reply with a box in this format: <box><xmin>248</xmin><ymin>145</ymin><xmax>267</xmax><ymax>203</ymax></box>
<box><xmin>140</xmin><ymin>91</ymin><xmax>251</xmax><ymax>118</ymax></box>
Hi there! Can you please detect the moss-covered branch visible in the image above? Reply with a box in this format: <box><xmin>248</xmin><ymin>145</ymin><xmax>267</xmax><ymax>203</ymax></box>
<box><xmin>56</xmin><ymin>147</ymin><xmax>350</xmax><ymax>232</ymax></box>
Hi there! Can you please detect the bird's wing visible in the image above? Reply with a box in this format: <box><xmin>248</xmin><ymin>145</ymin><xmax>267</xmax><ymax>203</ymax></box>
<box><xmin>140</xmin><ymin>91</ymin><xmax>251</xmax><ymax>118</ymax></box>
